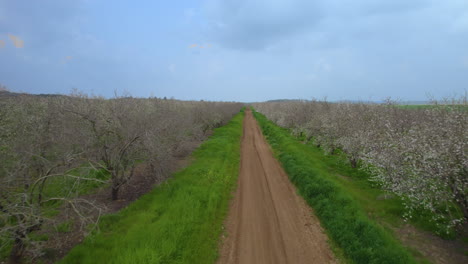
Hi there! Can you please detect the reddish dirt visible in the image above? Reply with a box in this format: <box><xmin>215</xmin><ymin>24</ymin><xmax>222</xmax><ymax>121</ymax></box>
<box><xmin>218</xmin><ymin>109</ymin><xmax>336</xmax><ymax>264</ymax></box>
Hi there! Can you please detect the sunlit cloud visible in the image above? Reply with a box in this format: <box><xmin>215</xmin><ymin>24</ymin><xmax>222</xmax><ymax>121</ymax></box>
<box><xmin>189</xmin><ymin>43</ymin><xmax>212</xmax><ymax>49</ymax></box>
<box><xmin>0</xmin><ymin>40</ymin><xmax>5</xmax><ymax>48</ymax></box>
<box><xmin>61</xmin><ymin>56</ymin><xmax>73</xmax><ymax>64</ymax></box>
<box><xmin>8</xmin><ymin>34</ymin><xmax>24</xmax><ymax>48</ymax></box>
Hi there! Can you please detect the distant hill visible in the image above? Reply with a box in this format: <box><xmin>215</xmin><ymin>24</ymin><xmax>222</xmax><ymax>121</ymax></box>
<box><xmin>0</xmin><ymin>90</ymin><xmax>63</xmax><ymax>98</ymax></box>
<box><xmin>264</xmin><ymin>99</ymin><xmax>432</xmax><ymax>105</ymax></box>
<box><xmin>265</xmin><ymin>99</ymin><xmax>309</xmax><ymax>103</ymax></box>
<box><xmin>398</xmin><ymin>101</ymin><xmax>431</xmax><ymax>105</ymax></box>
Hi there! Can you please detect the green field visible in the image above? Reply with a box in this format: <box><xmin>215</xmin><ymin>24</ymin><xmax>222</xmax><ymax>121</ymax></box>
<box><xmin>59</xmin><ymin>110</ymin><xmax>244</xmax><ymax>264</ymax></box>
<box><xmin>397</xmin><ymin>104</ymin><xmax>468</xmax><ymax>111</ymax></box>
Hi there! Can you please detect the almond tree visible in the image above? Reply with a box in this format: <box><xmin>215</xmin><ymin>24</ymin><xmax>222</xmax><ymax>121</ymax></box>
<box><xmin>0</xmin><ymin>95</ymin><xmax>103</xmax><ymax>263</ymax></box>
<box><xmin>64</xmin><ymin>94</ymin><xmax>148</xmax><ymax>200</ymax></box>
<box><xmin>254</xmin><ymin>97</ymin><xmax>467</xmax><ymax>232</ymax></box>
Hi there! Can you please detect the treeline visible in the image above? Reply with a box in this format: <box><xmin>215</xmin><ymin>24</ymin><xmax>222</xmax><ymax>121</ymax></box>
<box><xmin>0</xmin><ymin>91</ymin><xmax>243</xmax><ymax>262</ymax></box>
<box><xmin>253</xmin><ymin>98</ymin><xmax>467</xmax><ymax>235</ymax></box>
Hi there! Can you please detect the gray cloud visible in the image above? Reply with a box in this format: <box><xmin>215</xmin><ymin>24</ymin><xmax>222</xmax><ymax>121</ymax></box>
<box><xmin>1</xmin><ymin>1</ymin><xmax>466</xmax><ymax>101</ymax></box>
<box><xmin>198</xmin><ymin>0</ymin><xmax>468</xmax><ymax>101</ymax></box>
<box><xmin>204</xmin><ymin>0</ymin><xmax>322</xmax><ymax>50</ymax></box>
<box><xmin>0</xmin><ymin>0</ymin><xmax>86</xmax><ymax>51</ymax></box>
<box><xmin>322</xmin><ymin>0</ymin><xmax>429</xmax><ymax>17</ymax></box>
<box><xmin>203</xmin><ymin>0</ymin><xmax>436</xmax><ymax>51</ymax></box>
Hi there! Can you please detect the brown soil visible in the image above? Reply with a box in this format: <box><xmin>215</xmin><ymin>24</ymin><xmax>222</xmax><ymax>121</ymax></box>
<box><xmin>396</xmin><ymin>224</ymin><xmax>468</xmax><ymax>264</ymax></box>
<box><xmin>218</xmin><ymin>109</ymin><xmax>336</xmax><ymax>264</ymax></box>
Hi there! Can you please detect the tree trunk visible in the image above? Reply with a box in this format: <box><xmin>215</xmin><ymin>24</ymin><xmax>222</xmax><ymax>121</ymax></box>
<box><xmin>462</xmin><ymin>205</ymin><xmax>468</xmax><ymax>221</ymax></box>
<box><xmin>9</xmin><ymin>238</ymin><xmax>24</xmax><ymax>264</ymax></box>
<box><xmin>111</xmin><ymin>186</ymin><xmax>119</xmax><ymax>201</ymax></box>
<box><xmin>455</xmin><ymin>193</ymin><xmax>468</xmax><ymax>221</ymax></box>
<box><xmin>450</xmin><ymin>179</ymin><xmax>468</xmax><ymax>221</ymax></box>
<box><xmin>350</xmin><ymin>158</ymin><xmax>358</xmax><ymax>168</ymax></box>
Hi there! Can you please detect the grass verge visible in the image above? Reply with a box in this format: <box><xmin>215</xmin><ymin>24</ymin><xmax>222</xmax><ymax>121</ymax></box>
<box><xmin>253</xmin><ymin>110</ymin><xmax>416</xmax><ymax>264</ymax></box>
<box><xmin>59</xmin><ymin>110</ymin><xmax>244</xmax><ymax>264</ymax></box>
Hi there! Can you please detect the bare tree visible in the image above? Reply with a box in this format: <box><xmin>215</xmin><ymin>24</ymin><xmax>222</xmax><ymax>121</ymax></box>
<box><xmin>0</xmin><ymin>95</ymin><xmax>104</xmax><ymax>263</ymax></box>
<box><xmin>63</xmin><ymin>94</ymin><xmax>145</xmax><ymax>200</ymax></box>
<box><xmin>0</xmin><ymin>90</ymin><xmax>243</xmax><ymax>262</ymax></box>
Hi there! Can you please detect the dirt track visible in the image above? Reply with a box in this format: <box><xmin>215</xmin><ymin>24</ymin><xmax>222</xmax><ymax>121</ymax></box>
<box><xmin>218</xmin><ymin>109</ymin><xmax>335</xmax><ymax>264</ymax></box>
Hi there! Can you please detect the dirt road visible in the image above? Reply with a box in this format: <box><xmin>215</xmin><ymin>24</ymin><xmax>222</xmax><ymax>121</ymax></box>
<box><xmin>218</xmin><ymin>109</ymin><xmax>335</xmax><ymax>264</ymax></box>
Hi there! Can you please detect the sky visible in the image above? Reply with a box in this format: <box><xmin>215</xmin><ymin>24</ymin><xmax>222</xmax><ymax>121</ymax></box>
<box><xmin>0</xmin><ymin>0</ymin><xmax>467</xmax><ymax>102</ymax></box>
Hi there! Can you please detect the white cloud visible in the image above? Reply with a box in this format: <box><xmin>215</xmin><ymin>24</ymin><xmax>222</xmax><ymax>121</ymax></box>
<box><xmin>168</xmin><ymin>64</ymin><xmax>176</xmax><ymax>74</ymax></box>
<box><xmin>462</xmin><ymin>56</ymin><xmax>468</xmax><ymax>68</ymax></box>
<box><xmin>305</xmin><ymin>73</ymin><xmax>318</xmax><ymax>81</ymax></box>
<box><xmin>184</xmin><ymin>8</ymin><xmax>196</xmax><ymax>21</ymax></box>
<box><xmin>451</xmin><ymin>14</ymin><xmax>468</xmax><ymax>33</ymax></box>
<box><xmin>314</xmin><ymin>59</ymin><xmax>332</xmax><ymax>73</ymax></box>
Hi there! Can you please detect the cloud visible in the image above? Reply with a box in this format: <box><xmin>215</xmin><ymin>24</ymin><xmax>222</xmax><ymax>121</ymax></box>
<box><xmin>463</xmin><ymin>56</ymin><xmax>468</xmax><ymax>68</ymax></box>
<box><xmin>204</xmin><ymin>0</ymin><xmax>322</xmax><ymax>50</ymax></box>
<box><xmin>61</xmin><ymin>55</ymin><xmax>73</xmax><ymax>64</ymax></box>
<box><xmin>322</xmin><ymin>0</ymin><xmax>428</xmax><ymax>17</ymax></box>
<box><xmin>189</xmin><ymin>43</ymin><xmax>212</xmax><ymax>49</ymax></box>
<box><xmin>168</xmin><ymin>64</ymin><xmax>176</xmax><ymax>74</ymax></box>
<box><xmin>314</xmin><ymin>59</ymin><xmax>332</xmax><ymax>73</ymax></box>
<box><xmin>203</xmin><ymin>0</ymin><xmax>434</xmax><ymax>51</ymax></box>
<box><xmin>184</xmin><ymin>8</ymin><xmax>196</xmax><ymax>21</ymax></box>
<box><xmin>0</xmin><ymin>39</ymin><xmax>5</xmax><ymax>48</ymax></box>
<box><xmin>451</xmin><ymin>13</ymin><xmax>468</xmax><ymax>33</ymax></box>
<box><xmin>8</xmin><ymin>34</ymin><xmax>23</xmax><ymax>48</ymax></box>
<box><xmin>1</xmin><ymin>1</ymin><xmax>467</xmax><ymax>101</ymax></box>
<box><xmin>0</xmin><ymin>0</ymin><xmax>86</xmax><ymax>51</ymax></box>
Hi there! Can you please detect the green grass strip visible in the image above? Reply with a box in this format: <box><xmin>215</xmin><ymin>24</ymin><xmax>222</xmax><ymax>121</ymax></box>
<box><xmin>60</xmin><ymin>110</ymin><xmax>244</xmax><ymax>264</ymax></box>
<box><xmin>253</xmin><ymin>110</ymin><xmax>416</xmax><ymax>264</ymax></box>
